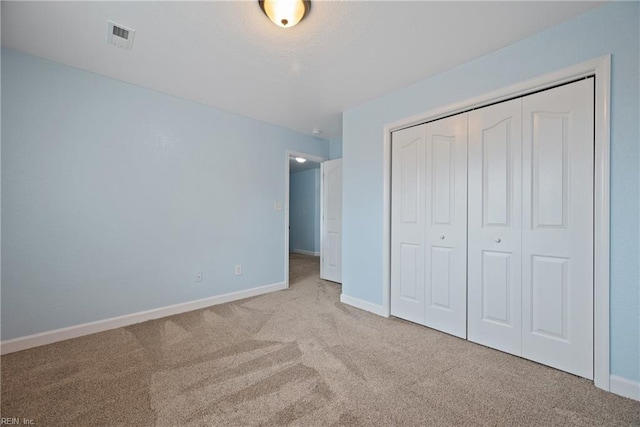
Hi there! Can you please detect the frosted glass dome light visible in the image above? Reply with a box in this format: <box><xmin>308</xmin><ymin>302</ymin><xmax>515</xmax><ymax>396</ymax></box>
<box><xmin>259</xmin><ymin>0</ymin><xmax>311</xmax><ymax>28</ymax></box>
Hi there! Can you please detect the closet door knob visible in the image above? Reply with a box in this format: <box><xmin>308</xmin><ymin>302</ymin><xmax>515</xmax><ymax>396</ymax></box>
<box><xmin>495</xmin><ymin>238</ymin><xmax>501</xmax><ymax>243</ymax></box>
<box><xmin>440</xmin><ymin>235</ymin><xmax>445</xmax><ymax>240</ymax></box>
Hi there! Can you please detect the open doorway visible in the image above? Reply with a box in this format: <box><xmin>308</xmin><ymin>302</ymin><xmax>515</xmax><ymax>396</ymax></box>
<box><xmin>287</xmin><ymin>154</ymin><xmax>322</xmax><ymax>287</ymax></box>
<box><xmin>284</xmin><ymin>150</ymin><xmax>342</xmax><ymax>289</ymax></box>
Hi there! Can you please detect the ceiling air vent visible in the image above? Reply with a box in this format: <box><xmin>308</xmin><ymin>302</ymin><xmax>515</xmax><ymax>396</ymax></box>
<box><xmin>107</xmin><ymin>21</ymin><xmax>135</xmax><ymax>50</ymax></box>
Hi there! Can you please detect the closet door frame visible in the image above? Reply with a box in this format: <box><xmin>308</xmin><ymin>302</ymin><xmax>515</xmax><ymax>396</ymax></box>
<box><xmin>382</xmin><ymin>55</ymin><xmax>611</xmax><ymax>392</ymax></box>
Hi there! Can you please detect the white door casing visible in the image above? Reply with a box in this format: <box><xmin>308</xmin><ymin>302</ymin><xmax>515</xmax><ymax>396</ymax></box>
<box><xmin>423</xmin><ymin>114</ymin><xmax>468</xmax><ymax>338</ymax></box>
<box><xmin>321</xmin><ymin>158</ymin><xmax>343</xmax><ymax>283</ymax></box>
<box><xmin>468</xmin><ymin>98</ymin><xmax>523</xmax><ymax>355</ymax></box>
<box><xmin>521</xmin><ymin>79</ymin><xmax>594</xmax><ymax>379</ymax></box>
<box><xmin>391</xmin><ymin>125</ymin><xmax>426</xmax><ymax>324</ymax></box>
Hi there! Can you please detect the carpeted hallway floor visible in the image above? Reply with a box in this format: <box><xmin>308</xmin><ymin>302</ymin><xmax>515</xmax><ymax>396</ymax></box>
<box><xmin>1</xmin><ymin>253</ymin><xmax>639</xmax><ymax>426</ymax></box>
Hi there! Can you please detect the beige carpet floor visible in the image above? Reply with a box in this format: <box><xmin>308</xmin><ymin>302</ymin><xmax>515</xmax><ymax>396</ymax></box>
<box><xmin>1</xmin><ymin>253</ymin><xmax>639</xmax><ymax>426</ymax></box>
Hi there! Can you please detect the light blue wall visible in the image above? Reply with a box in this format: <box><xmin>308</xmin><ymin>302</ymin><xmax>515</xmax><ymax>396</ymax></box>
<box><xmin>342</xmin><ymin>2</ymin><xmax>639</xmax><ymax>382</ymax></box>
<box><xmin>329</xmin><ymin>137</ymin><xmax>343</xmax><ymax>160</ymax></box>
<box><xmin>1</xmin><ymin>49</ymin><xmax>329</xmax><ymax>340</ymax></box>
<box><xmin>289</xmin><ymin>167</ymin><xmax>320</xmax><ymax>254</ymax></box>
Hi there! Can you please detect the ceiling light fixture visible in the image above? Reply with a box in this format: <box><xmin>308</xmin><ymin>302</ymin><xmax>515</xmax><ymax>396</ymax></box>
<box><xmin>295</xmin><ymin>157</ymin><xmax>307</xmax><ymax>163</ymax></box>
<box><xmin>259</xmin><ymin>0</ymin><xmax>311</xmax><ymax>29</ymax></box>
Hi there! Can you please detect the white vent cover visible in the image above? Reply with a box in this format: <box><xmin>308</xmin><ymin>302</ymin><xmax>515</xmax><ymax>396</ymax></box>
<box><xmin>107</xmin><ymin>21</ymin><xmax>135</xmax><ymax>50</ymax></box>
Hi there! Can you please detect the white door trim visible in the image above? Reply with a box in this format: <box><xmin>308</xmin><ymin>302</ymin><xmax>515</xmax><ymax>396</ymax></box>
<box><xmin>381</xmin><ymin>55</ymin><xmax>611</xmax><ymax>391</ymax></box>
<box><xmin>285</xmin><ymin>150</ymin><xmax>327</xmax><ymax>288</ymax></box>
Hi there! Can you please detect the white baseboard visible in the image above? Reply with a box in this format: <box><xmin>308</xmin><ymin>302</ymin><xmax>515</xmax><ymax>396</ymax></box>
<box><xmin>0</xmin><ymin>281</ymin><xmax>287</xmax><ymax>355</ymax></box>
<box><xmin>610</xmin><ymin>375</ymin><xmax>640</xmax><ymax>401</ymax></box>
<box><xmin>340</xmin><ymin>294</ymin><xmax>388</xmax><ymax>317</ymax></box>
<box><xmin>290</xmin><ymin>249</ymin><xmax>320</xmax><ymax>256</ymax></box>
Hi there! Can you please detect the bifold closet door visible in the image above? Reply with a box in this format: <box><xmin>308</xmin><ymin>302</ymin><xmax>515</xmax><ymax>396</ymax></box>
<box><xmin>521</xmin><ymin>79</ymin><xmax>594</xmax><ymax>379</ymax></box>
<box><xmin>392</xmin><ymin>79</ymin><xmax>593</xmax><ymax>378</ymax></box>
<box><xmin>423</xmin><ymin>114</ymin><xmax>468</xmax><ymax>338</ymax></box>
<box><xmin>391</xmin><ymin>114</ymin><xmax>468</xmax><ymax>338</ymax></box>
<box><xmin>468</xmin><ymin>98</ymin><xmax>523</xmax><ymax>355</ymax></box>
<box><xmin>391</xmin><ymin>124</ymin><xmax>426</xmax><ymax>325</ymax></box>
<box><xmin>467</xmin><ymin>79</ymin><xmax>594</xmax><ymax>379</ymax></box>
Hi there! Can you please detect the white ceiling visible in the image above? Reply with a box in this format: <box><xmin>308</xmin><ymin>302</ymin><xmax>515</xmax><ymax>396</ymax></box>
<box><xmin>290</xmin><ymin>157</ymin><xmax>320</xmax><ymax>173</ymax></box>
<box><xmin>1</xmin><ymin>1</ymin><xmax>603</xmax><ymax>139</ymax></box>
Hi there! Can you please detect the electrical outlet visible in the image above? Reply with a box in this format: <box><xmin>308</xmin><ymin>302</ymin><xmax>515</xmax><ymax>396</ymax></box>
<box><xmin>195</xmin><ymin>272</ymin><xmax>203</xmax><ymax>282</ymax></box>
<box><xmin>235</xmin><ymin>265</ymin><xmax>242</xmax><ymax>276</ymax></box>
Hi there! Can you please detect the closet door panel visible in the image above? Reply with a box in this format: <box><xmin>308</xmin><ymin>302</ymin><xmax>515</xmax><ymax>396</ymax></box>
<box><xmin>424</xmin><ymin>114</ymin><xmax>468</xmax><ymax>338</ymax></box>
<box><xmin>522</xmin><ymin>79</ymin><xmax>594</xmax><ymax>379</ymax></box>
<box><xmin>468</xmin><ymin>98</ymin><xmax>523</xmax><ymax>355</ymax></box>
<box><xmin>391</xmin><ymin>125</ymin><xmax>426</xmax><ymax>324</ymax></box>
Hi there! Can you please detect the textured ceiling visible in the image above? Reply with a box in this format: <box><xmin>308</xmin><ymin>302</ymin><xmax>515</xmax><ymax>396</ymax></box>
<box><xmin>1</xmin><ymin>1</ymin><xmax>603</xmax><ymax>138</ymax></box>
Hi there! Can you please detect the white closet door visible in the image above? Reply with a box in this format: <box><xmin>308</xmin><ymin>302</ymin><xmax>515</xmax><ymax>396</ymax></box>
<box><xmin>391</xmin><ymin>124</ymin><xmax>426</xmax><ymax>324</ymax></box>
<box><xmin>468</xmin><ymin>98</ymin><xmax>523</xmax><ymax>355</ymax></box>
<box><xmin>522</xmin><ymin>79</ymin><xmax>594</xmax><ymax>379</ymax></box>
<box><xmin>424</xmin><ymin>114</ymin><xmax>468</xmax><ymax>338</ymax></box>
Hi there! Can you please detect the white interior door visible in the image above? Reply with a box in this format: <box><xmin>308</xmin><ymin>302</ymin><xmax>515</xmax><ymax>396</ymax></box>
<box><xmin>468</xmin><ymin>98</ymin><xmax>523</xmax><ymax>355</ymax></box>
<box><xmin>521</xmin><ymin>79</ymin><xmax>594</xmax><ymax>379</ymax></box>
<box><xmin>321</xmin><ymin>158</ymin><xmax>342</xmax><ymax>283</ymax></box>
<box><xmin>391</xmin><ymin>124</ymin><xmax>426</xmax><ymax>324</ymax></box>
<box><xmin>423</xmin><ymin>114</ymin><xmax>468</xmax><ymax>338</ymax></box>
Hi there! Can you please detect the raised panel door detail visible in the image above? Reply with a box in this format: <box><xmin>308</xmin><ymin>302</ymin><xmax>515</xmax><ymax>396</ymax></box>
<box><xmin>482</xmin><ymin>251</ymin><xmax>512</xmax><ymax>325</ymax></box>
<box><xmin>400</xmin><ymin>244</ymin><xmax>420</xmax><ymax>301</ymax></box>
<box><xmin>327</xmin><ymin>168</ymin><xmax>340</xmax><ymax>221</ymax></box>
<box><xmin>391</xmin><ymin>125</ymin><xmax>426</xmax><ymax>324</ymax></box>
<box><xmin>401</xmin><ymin>140</ymin><xmax>420</xmax><ymax>223</ymax></box>
<box><xmin>522</xmin><ymin>79</ymin><xmax>593</xmax><ymax>379</ymax></box>
<box><xmin>532</xmin><ymin>112</ymin><xmax>568</xmax><ymax>229</ymax></box>
<box><xmin>431</xmin><ymin>135</ymin><xmax>454</xmax><ymax>225</ymax></box>
<box><xmin>429</xmin><ymin>246</ymin><xmax>452</xmax><ymax>310</ymax></box>
<box><xmin>531</xmin><ymin>255</ymin><xmax>569</xmax><ymax>341</ymax></box>
<box><xmin>326</xmin><ymin>232</ymin><xmax>339</xmax><ymax>268</ymax></box>
<box><xmin>467</xmin><ymin>98</ymin><xmax>522</xmax><ymax>356</ymax></box>
<box><xmin>423</xmin><ymin>113</ymin><xmax>467</xmax><ymax>339</ymax></box>
<box><xmin>483</xmin><ymin>120</ymin><xmax>511</xmax><ymax>227</ymax></box>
